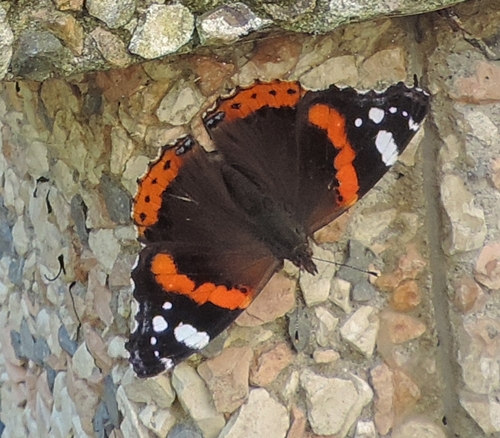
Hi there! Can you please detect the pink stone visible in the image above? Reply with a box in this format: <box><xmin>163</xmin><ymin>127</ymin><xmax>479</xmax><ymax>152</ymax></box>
<box><xmin>397</xmin><ymin>244</ymin><xmax>426</xmax><ymax>280</ymax></box>
<box><xmin>286</xmin><ymin>406</ymin><xmax>307</xmax><ymax>438</ymax></box>
<box><xmin>475</xmin><ymin>242</ymin><xmax>500</xmax><ymax>290</ymax></box>
<box><xmin>452</xmin><ymin>275</ymin><xmax>483</xmax><ymax>313</ymax></box>
<box><xmin>490</xmin><ymin>158</ymin><xmax>500</xmax><ymax>191</ymax></box>
<box><xmin>198</xmin><ymin>346</ymin><xmax>253</xmax><ymax>414</ymax></box>
<box><xmin>453</xmin><ymin>61</ymin><xmax>500</xmax><ymax>103</ymax></box>
<box><xmin>250</xmin><ymin>343</ymin><xmax>294</xmax><ymax>387</ymax></box>
<box><xmin>371</xmin><ymin>363</ymin><xmax>394</xmax><ymax>435</ymax></box>
<box><xmin>237</xmin><ymin>272</ymin><xmax>296</xmax><ymax>327</ymax></box>
<box><xmin>393</xmin><ymin>368</ymin><xmax>420</xmax><ymax>416</ymax></box>
<box><xmin>82</xmin><ymin>323</ymin><xmax>113</xmax><ymax>374</ymax></box>
<box><xmin>379</xmin><ymin>311</ymin><xmax>426</xmax><ymax>344</ymax></box>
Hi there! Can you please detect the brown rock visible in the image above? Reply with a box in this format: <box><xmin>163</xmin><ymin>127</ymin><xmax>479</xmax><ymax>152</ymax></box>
<box><xmin>33</xmin><ymin>10</ymin><xmax>84</xmax><ymax>55</ymax></box>
<box><xmin>475</xmin><ymin>242</ymin><xmax>500</xmax><ymax>290</ymax></box>
<box><xmin>250</xmin><ymin>343</ymin><xmax>294</xmax><ymax>387</ymax></box>
<box><xmin>360</xmin><ymin>48</ymin><xmax>406</xmax><ymax>87</ymax></box>
<box><xmin>236</xmin><ymin>272</ymin><xmax>296</xmax><ymax>327</ymax></box>
<box><xmin>190</xmin><ymin>56</ymin><xmax>234</xmax><ymax>95</ymax></box>
<box><xmin>66</xmin><ymin>369</ymin><xmax>100</xmax><ymax>435</ymax></box>
<box><xmin>380</xmin><ymin>311</ymin><xmax>426</xmax><ymax>344</ymax></box>
<box><xmin>453</xmin><ymin>61</ymin><xmax>500</xmax><ymax>103</ymax></box>
<box><xmin>389</xmin><ymin>280</ymin><xmax>421</xmax><ymax>312</ymax></box>
<box><xmin>286</xmin><ymin>406</ymin><xmax>307</xmax><ymax>438</ymax></box>
<box><xmin>198</xmin><ymin>347</ymin><xmax>253</xmax><ymax>413</ymax></box>
<box><xmin>54</xmin><ymin>0</ymin><xmax>83</xmax><ymax>11</ymax></box>
<box><xmin>82</xmin><ymin>323</ymin><xmax>113</xmax><ymax>373</ymax></box>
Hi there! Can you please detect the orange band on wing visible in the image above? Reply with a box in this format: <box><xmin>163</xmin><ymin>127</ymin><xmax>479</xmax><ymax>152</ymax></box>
<box><xmin>216</xmin><ymin>81</ymin><xmax>304</xmax><ymax>122</ymax></box>
<box><xmin>151</xmin><ymin>253</ymin><xmax>253</xmax><ymax>310</ymax></box>
<box><xmin>308</xmin><ymin>104</ymin><xmax>359</xmax><ymax>207</ymax></box>
<box><xmin>133</xmin><ymin>148</ymin><xmax>184</xmax><ymax>234</ymax></box>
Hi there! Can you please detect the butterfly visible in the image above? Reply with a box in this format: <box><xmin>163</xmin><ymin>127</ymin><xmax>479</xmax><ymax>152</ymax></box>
<box><xmin>125</xmin><ymin>80</ymin><xmax>429</xmax><ymax>377</ymax></box>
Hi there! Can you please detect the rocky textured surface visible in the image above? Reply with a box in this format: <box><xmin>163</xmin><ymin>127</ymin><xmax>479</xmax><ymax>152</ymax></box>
<box><xmin>0</xmin><ymin>0</ymin><xmax>469</xmax><ymax>81</ymax></box>
<box><xmin>1</xmin><ymin>0</ymin><xmax>500</xmax><ymax>437</ymax></box>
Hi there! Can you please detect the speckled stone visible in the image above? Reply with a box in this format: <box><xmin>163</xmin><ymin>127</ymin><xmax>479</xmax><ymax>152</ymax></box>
<box><xmin>0</xmin><ymin>6</ymin><xmax>14</xmax><ymax>80</ymax></box>
<box><xmin>129</xmin><ymin>4</ymin><xmax>194</xmax><ymax>59</ymax></box>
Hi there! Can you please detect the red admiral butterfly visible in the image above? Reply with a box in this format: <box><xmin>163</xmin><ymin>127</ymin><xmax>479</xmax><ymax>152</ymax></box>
<box><xmin>126</xmin><ymin>80</ymin><xmax>429</xmax><ymax>377</ymax></box>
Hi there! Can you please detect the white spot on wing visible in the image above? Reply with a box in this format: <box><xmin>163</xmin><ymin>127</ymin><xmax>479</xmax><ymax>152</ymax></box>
<box><xmin>354</xmin><ymin>118</ymin><xmax>363</xmax><ymax>127</ymax></box>
<box><xmin>152</xmin><ymin>315</ymin><xmax>168</xmax><ymax>332</ymax></box>
<box><xmin>174</xmin><ymin>323</ymin><xmax>210</xmax><ymax>349</ymax></box>
<box><xmin>150</xmin><ymin>337</ymin><xmax>157</xmax><ymax>345</ymax></box>
<box><xmin>162</xmin><ymin>301</ymin><xmax>173</xmax><ymax>310</ymax></box>
<box><xmin>408</xmin><ymin>117</ymin><xmax>420</xmax><ymax>131</ymax></box>
<box><xmin>368</xmin><ymin>107</ymin><xmax>385</xmax><ymax>124</ymax></box>
<box><xmin>154</xmin><ymin>351</ymin><xmax>160</xmax><ymax>357</ymax></box>
<box><xmin>160</xmin><ymin>357</ymin><xmax>174</xmax><ymax>370</ymax></box>
<box><xmin>402</xmin><ymin>110</ymin><xmax>409</xmax><ymax>117</ymax></box>
<box><xmin>389</xmin><ymin>107</ymin><xmax>397</xmax><ymax>114</ymax></box>
<box><xmin>375</xmin><ymin>130</ymin><xmax>399</xmax><ymax>166</ymax></box>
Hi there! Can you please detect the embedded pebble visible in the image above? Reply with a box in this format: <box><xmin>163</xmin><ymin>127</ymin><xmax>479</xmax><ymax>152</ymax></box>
<box><xmin>352</xmin><ymin>280</ymin><xmax>377</xmax><ymax>302</ymax></box>
<box><xmin>237</xmin><ymin>272</ymin><xmax>295</xmax><ymax>327</ymax></box>
<box><xmin>475</xmin><ymin>241</ymin><xmax>500</xmax><ymax>290</ymax></box>
<box><xmin>171</xmin><ymin>363</ymin><xmax>225</xmax><ymax>438</ymax></box>
<box><xmin>139</xmin><ymin>404</ymin><xmax>176</xmax><ymax>437</ymax></box>
<box><xmin>300</xmin><ymin>370</ymin><xmax>372</xmax><ymax>436</ymax></box>
<box><xmin>379</xmin><ymin>311</ymin><xmax>426</xmax><ymax>344</ymax></box>
<box><xmin>197</xmin><ymin>3</ymin><xmax>271</xmax><ymax>44</ymax></box>
<box><xmin>156</xmin><ymin>79</ymin><xmax>205</xmax><ymax>126</ymax></box>
<box><xmin>99</xmin><ymin>175</ymin><xmax>132</xmax><ymax>225</ymax></box>
<box><xmin>198</xmin><ymin>347</ymin><xmax>252</xmax><ymax>413</ymax></box>
<box><xmin>440</xmin><ymin>174</ymin><xmax>487</xmax><ymax>254</ymax></box>
<box><xmin>0</xmin><ymin>6</ymin><xmax>14</xmax><ymax>80</ymax></box>
<box><xmin>86</xmin><ymin>0</ymin><xmax>135</xmax><ymax>29</ymax></box>
<box><xmin>90</xmin><ymin>27</ymin><xmax>132</xmax><ymax>68</ymax></box>
<box><xmin>250</xmin><ymin>343</ymin><xmax>294</xmax><ymax>387</ymax></box>
<box><xmin>129</xmin><ymin>4</ymin><xmax>194</xmax><ymax>59</ymax></box>
<box><xmin>340</xmin><ymin>306</ymin><xmax>379</xmax><ymax>357</ymax></box>
<box><xmin>72</xmin><ymin>342</ymin><xmax>98</xmax><ymax>380</ymax></box>
<box><xmin>300</xmin><ymin>244</ymin><xmax>337</xmax><ymax>306</ymax></box>
<box><xmin>218</xmin><ymin>388</ymin><xmax>289</xmax><ymax>438</ymax></box>
<box><xmin>121</xmin><ymin>367</ymin><xmax>175</xmax><ymax>409</ymax></box>
<box><xmin>314</xmin><ymin>306</ymin><xmax>339</xmax><ymax>347</ymax></box>
<box><xmin>88</xmin><ymin>228</ymin><xmax>121</xmax><ymax>273</ymax></box>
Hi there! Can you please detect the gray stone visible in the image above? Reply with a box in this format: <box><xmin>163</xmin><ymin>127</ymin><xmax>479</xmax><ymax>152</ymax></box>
<box><xmin>93</xmin><ymin>401</ymin><xmax>112</xmax><ymax>438</ymax></box>
<box><xmin>0</xmin><ymin>6</ymin><xmax>14</xmax><ymax>80</ymax></box>
<box><xmin>337</xmin><ymin>240</ymin><xmax>376</xmax><ymax>285</ymax></box>
<box><xmin>264</xmin><ymin>0</ymin><xmax>316</xmax><ymax>22</ymax></box>
<box><xmin>70</xmin><ymin>194</ymin><xmax>89</xmax><ymax>246</ymax></box>
<box><xmin>197</xmin><ymin>3</ymin><xmax>271</xmax><ymax>44</ymax></box>
<box><xmin>99</xmin><ymin>175</ymin><xmax>132</xmax><ymax>225</ymax></box>
<box><xmin>288</xmin><ymin>304</ymin><xmax>311</xmax><ymax>353</ymax></box>
<box><xmin>58</xmin><ymin>324</ymin><xmax>78</xmax><ymax>356</ymax></box>
<box><xmin>129</xmin><ymin>4</ymin><xmax>194</xmax><ymax>59</ymax></box>
<box><xmin>352</xmin><ymin>280</ymin><xmax>377</xmax><ymax>302</ymax></box>
<box><xmin>19</xmin><ymin>319</ymin><xmax>36</xmax><ymax>361</ymax></box>
<box><xmin>168</xmin><ymin>425</ymin><xmax>202</xmax><ymax>438</ymax></box>
<box><xmin>33</xmin><ymin>338</ymin><xmax>51</xmax><ymax>365</ymax></box>
<box><xmin>87</xmin><ymin>0</ymin><xmax>135</xmax><ymax>29</ymax></box>
<box><xmin>10</xmin><ymin>330</ymin><xmax>23</xmax><ymax>360</ymax></box>
<box><xmin>10</xmin><ymin>31</ymin><xmax>67</xmax><ymax>81</ymax></box>
<box><xmin>104</xmin><ymin>375</ymin><xmax>120</xmax><ymax>428</ymax></box>
<box><xmin>8</xmin><ymin>257</ymin><xmax>24</xmax><ymax>286</ymax></box>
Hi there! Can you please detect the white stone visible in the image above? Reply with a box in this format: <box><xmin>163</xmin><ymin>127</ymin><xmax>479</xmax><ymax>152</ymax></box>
<box><xmin>300</xmin><ymin>370</ymin><xmax>362</xmax><ymax>436</ymax></box>
<box><xmin>110</xmin><ymin>126</ymin><xmax>135</xmax><ymax>174</ymax></box>
<box><xmin>171</xmin><ymin>363</ymin><xmax>225</xmax><ymax>438</ymax></box>
<box><xmin>107</xmin><ymin>336</ymin><xmax>129</xmax><ymax>359</ymax></box>
<box><xmin>87</xmin><ymin>0</ymin><xmax>135</xmax><ymax>29</ymax></box>
<box><xmin>88</xmin><ymin>229</ymin><xmax>121</xmax><ymax>273</ymax></box>
<box><xmin>72</xmin><ymin>343</ymin><xmax>97</xmax><ymax>380</ymax></box>
<box><xmin>218</xmin><ymin>388</ymin><xmax>289</xmax><ymax>438</ymax></box>
<box><xmin>355</xmin><ymin>420</ymin><xmax>377</xmax><ymax>438</ymax></box>
<box><xmin>12</xmin><ymin>217</ymin><xmax>30</xmax><ymax>256</ymax></box>
<box><xmin>0</xmin><ymin>6</ymin><xmax>14</xmax><ymax>80</ymax></box>
<box><xmin>121</xmin><ymin>368</ymin><xmax>175</xmax><ymax>409</ymax></box>
<box><xmin>116</xmin><ymin>386</ymin><xmax>150</xmax><ymax>438</ymax></box>
<box><xmin>156</xmin><ymin>79</ymin><xmax>205</xmax><ymax>126</ymax></box>
<box><xmin>440</xmin><ymin>174</ymin><xmax>487</xmax><ymax>254</ymax></box>
<box><xmin>392</xmin><ymin>418</ymin><xmax>447</xmax><ymax>438</ymax></box>
<box><xmin>340</xmin><ymin>306</ymin><xmax>379</xmax><ymax>357</ymax></box>
<box><xmin>139</xmin><ymin>405</ymin><xmax>176</xmax><ymax>437</ymax></box>
<box><xmin>330</xmin><ymin>277</ymin><xmax>352</xmax><ymax>313</ymax></box>
<box><xmin>300</xmin><ymin>244</ymin><xmax>337</xmax><ymax>306</ymax></box>
<box><xmin>314</xmin><ymin>307</ymin><xmax>339</xmax><ymax>347</ymax></box>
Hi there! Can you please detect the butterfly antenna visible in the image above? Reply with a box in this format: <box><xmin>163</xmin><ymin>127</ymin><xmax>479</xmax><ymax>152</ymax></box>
<box><xmin>311</xmin><ymin>256</ymin><xmax>379</xmax><ymax>277</ymax></box>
